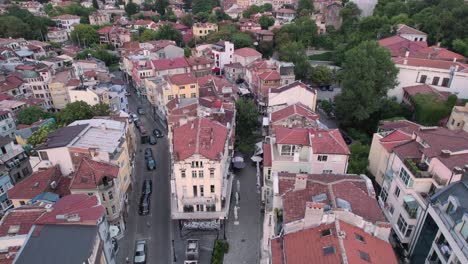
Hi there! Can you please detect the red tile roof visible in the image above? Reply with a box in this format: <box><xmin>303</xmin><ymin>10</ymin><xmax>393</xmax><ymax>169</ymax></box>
<box><xmin>393</xmin><ymin>57</ymin><xmax>468</xmax><ymax>72</ymax></box>
<box><xmin>52</xmin><ymin>14</ymin><xmax>80</xmax><ymax>20</ymax></box>
<box><xmin>275</xmin><ymin>127</ymin><xmax>310</xmax><ymax>145</ymax></box>
<box><xmin>151</xmin><ymin>57</ymin><xmax>189</xmax><ymax>71</ymax></box>
<box><xmin>270</xmin><ymin>103</ymin><xmax>319</xmax><ymax>123</ymax></box>
<box><xmin>224</xmin><ymin>62</ymin><xmax>243</xmax><ymax>69</ymax></box>
<box><xmin>167</xmin><ymin>72</ymin><xmax>197</xmax><ymax>86</ymax></box>
<box><xmin>35</xmin><ymin>194</ymin><xmax>104</xmax><ymax>225</ymax></box>
<box><xmin>258</xmin><ymin>70</ymin><xmax>280</xmax><ymax>81</ymax></box>
<box><xmin>7</xmin><ymin>166</ymin><xmax>66</xmax><ymax>200</ymax></box>
<box><xmin>271</xmin><ymin>221</ymin><xmax>398</xmax><ymax>264</ymax></box>
<box><xmin>185</xmin><ymin>57</ymin><xmax>213</xmax><ymax>66</ymax></box>
<box><xmin>234</xmin><ymin>47</ymin><xmax>262</xmax><ymax>57</ymax></box>
<box><xmin>397</xmin><ymin>24</ymin><xmax>426</xmax><ymax>36</ymax></box>
<box><xmin>413</xmin><ymin>46</ymin><xmax>465</xmax><ymax>61</ymax></box>
<box><xmin>379</xmin><ymin>119</ymin><xmax>421</xmax><ymax>135</ymax></box>
<box><xmin>278</xmin><ymin>173</ymin><xmax>385</xmax><ymax>223</ymax></box>
<box><xmin>70</xmin><ymin>158</ymin><xmax>119</xmax><ymax>189</ymax></box>
<box><xmin>270</xmin><ymin>81</ymin><xmax>316</xmax><ymax>94</ymax></box>
<box><xmin>97</xmin><ymin>26</ymin><xmax>113</xmax><ymax>34</ymax></box>
<box><xmin>380</xmin><ymin>130</ymin><xmax>412</xmax><ymax>152</ymax></box>
<box><xmin>263</xmin><ymin>143</ymin><xmax>272</xmax><ymax>166</ymax></box>
<box><xmin>0</xmin><ymin>207</ymin><xmax>46</xmax><ymax>237</ymax></box>
<box><xmin>378</xmin><ymin>35</ymin><xmax>427</xmax><ymax>57</ymax></box>
<box><xmin>173</xmin><ymin>118</ymin><xmax>228</xmax><ymax>161</ymax></box>
<box><xmin>403</xmin><ymin>84</ymin><xmax>450</xmax><ymax>102</ymax></box>
<box><xmin>310</xmin><ymin>129</ymin><xmax>350</xmax><ymax>155</ymax></box>
<box><xmin>134</xmin><ymin>19</ymin><xmax>154</xmax><ymax>25</ymax></box>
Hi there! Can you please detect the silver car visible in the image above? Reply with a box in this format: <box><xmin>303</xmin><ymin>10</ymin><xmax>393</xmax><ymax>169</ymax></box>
<box><xmin>134</xmin><ymin>240</ymin><xmax>147</xmax><ymax>264</ymax></box>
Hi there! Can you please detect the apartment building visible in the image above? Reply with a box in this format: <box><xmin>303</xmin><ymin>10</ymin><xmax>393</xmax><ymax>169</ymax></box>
<box><xmin>47</xmin><ymin>27</ymin><xmax>68</xmax><ymax>43</ymax></box>
<box><xmin>89</xmin><ymin>11</ymin><xmax>111</xmax><ymax>26</ymax></box>
<box><xmin>446</xmin><ymin>103</ymin><xmax>468</xmax><ymax>132</ymax></box>
<box><xmin>186</xmin><ymin>57</ymin><xmax>214</xmax><ymax>78</ymax></box>
<box><xmin>211</xmin><ymin>41</ymin><xmax>234</xmax><ymax>74</ymax></box>
<box><xmin>262</xmin><ymin>173</ymin><xmax>397</xmax><ymax>264</ymax></box>
<box><xmin>410</xmin><ymin>178</ymin><xmax>468</xmax><ymax>264</ymax></box>
<box><xmin>233</xmin><ymin>47</ymin><xmax>262</xmax><ymax>67</ymax></box>
<box><xmin>97</xmin><ymin>26</ymin><xmax>131</xmax><ymax>48</ymax></box>
<box><xmin>370</xmin><ymin>122</ymin><xmax>468</xmax><ymax>253</ymax></box>
<box><xmin>275</xmin><ymin>8</ymin><xmax>296</xmax><ymax>23</ymax></box>
<box><xmin>268</xmin><ymin>81</ymin><xmax>317</xmax><ymax>113</ymax></box>
<box><xmin>0</xmin><ymin>111</ymin><xmax>15</xmax><ymax>138</ymax></box>
<box><xmin>192</xmin><ymin>23</ymin><xmax>218</xmax><ymax>39</ymax></box>
<box><xmin>51</xmin><ymin>14</ymin><xmax>81</xmax><ymax>33</ymax></box>
<box><xmin>262</xmin><ymin>128</ymin><xmax>350</xmax><ymax>203</ymax></box>
<box><xmin>0</xmin><ymin>136</ymin><xmax>32</xmax><ymax>185</ymax></box>
<box><xmin>0</xmin><ymin>194</ymin><xmax>116</xmax><ymax>264</ymax></box>
<box><xmin>171</xmin><ymin>118</ymin><xmax>234</xmax><ymax>228</ymax></box>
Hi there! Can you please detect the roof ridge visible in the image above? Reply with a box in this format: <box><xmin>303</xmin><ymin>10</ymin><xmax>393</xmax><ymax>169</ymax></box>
<box><xmin>329</xmin><ymin>129</ymin><xmax>349</xmax><ymax>154</ymax></box>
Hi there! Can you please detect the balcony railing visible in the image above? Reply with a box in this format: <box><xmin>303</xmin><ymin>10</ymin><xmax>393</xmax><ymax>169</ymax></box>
<box><xmin>403</xmin><ymin>200</ymin><xmax>418</xmax><ymax>219</ymax></box>
<box><xmin>436</xmin><ymin>242</ymin><xmax>452</xmax><ymax>261</ymax></box>
<box><xmin>181</xmin><ymin>195</ymin><xmax>217</xmax><ymax>206</ymax></box>
<box><xmin>433</xmin><ymin>205</ymin><xmax>468</xmax><ymax>257</ymax></box>
<box><xmin>404</xmin><ymin>159</ymin><xmax>431</xmax><ymax>178</ymax></box>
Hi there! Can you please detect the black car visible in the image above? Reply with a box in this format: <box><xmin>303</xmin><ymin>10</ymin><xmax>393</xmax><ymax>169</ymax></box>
<box><xmin>153</xmin><ymin>128</ymin><xmax>164</xmax><ymax>138</ymax></box>
<box><xmin>142</xmin><ymin>179</ymin><xmax>152</xmax><ymax>195</ymax></box>
<box><xmin>139</xmin><ymin>194</ymin><xmax>150</xmax><ymax>215</ymax></box>
<box><xmin>149</xmin><ymin>135</ymin><xmax>157</xmax><ymax>145</ymax></box>
<box><xmin>147</xmin><ymin>159</ymin><xmax>156</xmax><ymax>170</ymax></box>
<box><xmin>144</xmin><ymin>148</ymin><xmax>153</xmax><ymax>160</ymax></box>
<box><xmin>339</xmin><ymin>130</ymin><xmax>353</xmax><ymax>145</ymax></box>
<box><xmin>319</xmin><ymin>85</ymin><xmax>331</xmax><ymax>91</ymax></box>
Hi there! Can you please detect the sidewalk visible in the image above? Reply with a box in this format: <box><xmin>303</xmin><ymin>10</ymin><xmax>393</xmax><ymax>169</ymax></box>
<box><xmin>224</xmin><ymin>161</ymin><xmax>262</xmax><ymax>264</ymax></box>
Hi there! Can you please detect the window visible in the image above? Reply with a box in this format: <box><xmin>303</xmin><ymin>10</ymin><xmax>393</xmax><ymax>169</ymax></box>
<box><xmin>441</xmin><ymin>78</ymin><xmax>450</xmax><ymax>87</ymax></box>
<box><xmin>181</xmin><ymin>170</ymin><xmax>186</xmax><ymax>178</ymax></box>
<box><xmin>359</xmin><ymin>251</ymin><xmax>370</xmax><ymax>262</ymax></box>
<box><xmin>193</xmin><ymin>186</ymin><xmax>198</xmax><ymax>197</ymax></box>
<box><xmin>179</xmin><ymin>86</ymin><xmax>185</xmax><ymax>90</ymax></box>
<box><xmin>111</xmin><ymin>205</ymin><xmax>116</xmax><ymax>214</ymax></box>
<box><xmin>394</xmin><ymin>186</ymin><xmax>401</xmax><ymax>198</ymax></box>
<box><xmin>168</xmin><ymin>95</ymin><xmax>174</xmax><ymax>100</ymax></box>
<box><xmin>20</xmin><ymin>201</ymin><xmax>26</xmax><ymax>205</ymax></box>
<box><xmin>397</xmin><ymin>215</ymin><xmax>414</xmax><ymax>238</ymax></box>
<box><xmin>432</xmin><ymin>76</ymin><xmax>440</xmax><ymax>85</ymax></box>
<box><xmin>323</xmin><ymin>246</ymin><xmax>335</xmax><ymax>255</ymax></box>
<box><xmin>267</xmin><ymin>168</ymin><xmax>272</xmax><ymax>180</ymax></box>
<box><xmin>321</xmin><ymin>229</ymin><xmax>332</xmax><ymax>237</ymax></box>
<box><xmin>355</xmin><ymin>233</ymin><xmax>365</xmax><ymax>242</ymax></box>
<box><xmin>209</xmin><ymin>168</ymin><xmax>215</xmax><ymax>178</ymax></box>
<box><xmin>200</xmin><ymin>185</ymin><xmax>204</xmax><ymax>197</ymax></box>
<box><xmin>399</xmin><ymin>168</ymin><xmax>414</xmax><ymax>188</ymax></box>
<box><xmin>108</xmin><ymin>191</ymin><xmax>113</xmax><ymax>200</ymax></box>
<box><xmin>322</xmin><ymin>170</ymin><xmax>332</xmax><ymax>174</ymax></box>
<box><xmin>191</xmin><ymin>93</ymin><xmax>196</xmax><ymax>98</ymax></box>
<box><xmin>380</xmin><ymin>188</ymin><xmax>388</xmax><ymax>203</ymax></box>
<box><xmin>280</xmin><ymin>145</ymin><xmax>296</xmax><ymax>156</ymax></box>
<box><xmin>39</xmin><ymin>151</ymin><xmax>49</xmax><ymax>160</ymax></box>
<box><xmin>446</xmin><ymin>202</ymin><xmax>454</xmax><ymax>214</ymax></box>
<box><xmin>461</xmin><ymin>220</ymin><xmax>468</xmax><ymax>242</ymax></box>
<box><xmin>419</xmin><ymin>75</ymin><xmax>427</xmax><ymax>83</ymax></box>
<box><xmin>318</xmin><ymin>155</ymin><xmax>328</xmax><ymax>162</ymax></box>
<box><xmin>180</xmin><ymin>94</ymin><xmax>186</xmax><ymax>99</ymax></box>
<box><xmin>101</xmin><ymin>193</ymin><xmax>106</xmax><ymax>201</ymax></box>
<box><xmin>198</xmin><ymin>170</ymin><xmax>204</xmax><ymax>178</ymax></box>
<box><xmin>192</xmin><ymin>171</ymin><xmax>197</xmax><ymax>178</ymax></box>
<box><xmin>210</xmin><ymin>185</ymin><xmax>215</xmax><ymax>193</ymax></box>
<box><xmin>389</xmin><ymin>205</ymin><xmax>395</xmax><ymax>215</ymax></box>
<box><xmin>190</xmin><ymin>85</ymin><xmax>196</xmax><ymax>89</ymax></box>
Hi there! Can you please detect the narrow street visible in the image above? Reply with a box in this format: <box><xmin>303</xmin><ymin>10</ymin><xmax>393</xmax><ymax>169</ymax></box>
<box><xmin>116</xmin><ymin>85</ymin><xmax>172</xmax><ymax>264</ymax></box>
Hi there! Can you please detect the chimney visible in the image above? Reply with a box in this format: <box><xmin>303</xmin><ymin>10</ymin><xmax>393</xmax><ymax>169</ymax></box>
<box><xmin>303</xmin><ymin>202</ymin><xmax>324</xmax><ymax>228</ymax></box>
<box><xmin>294</xmin><ymin>174</ymin><xmax>308</xmax><ymax>191</ymax></box>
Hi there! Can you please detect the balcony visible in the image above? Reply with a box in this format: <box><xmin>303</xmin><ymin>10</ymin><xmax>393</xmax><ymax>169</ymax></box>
<box><xmin>98</xmin><ymin>180</ymin><xmax>114</xmax><ymax>190</ymax></box>
<box><xmin>403</xmin><ymin>195</ymin><xmax>418</xmax><ymax>219</ymax></box>
<box><xmin>404</xmin><ymin>159</ymin><xmax>430</xmax><ymax>178</ymax></box>
<box><xmin>181</xmin><ymin>195</ymin><xmax>217</xmax><ymax>206</ymax></box>
<box><xmin>436</xmin><ymin>235</ymin><xmax>452</xmax><ymax>261</ymax></box>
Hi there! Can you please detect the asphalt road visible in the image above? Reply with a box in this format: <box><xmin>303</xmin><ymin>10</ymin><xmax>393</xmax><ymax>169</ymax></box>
<box><xmin>116</xmin><ymin>85</ymin><xmax>172</xmax><ymax>264</ymax></box>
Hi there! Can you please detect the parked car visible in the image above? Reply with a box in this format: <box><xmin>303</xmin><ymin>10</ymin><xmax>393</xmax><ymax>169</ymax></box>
<box><xmin>142</xmin><ymin>178</ymin><xmax>152</xmax><ymax>195</ymax></box>
<box><xmin>139</xmin><ymin>195</ymin><xmax>150</xmax><ymax>216</ymax></box>
<box><xmin>137</xmin><ymin>107</ymin><xmax>145</xmax><ymax>115</ymax></box>
<box><xmin>144</xmin><ymin>148</ymin><xmax>153</xmax><ymax>160</ymax></box>
<box><xmin>339</xmin><ymin>129</ymin><xmax>353</xmax><ymax>145</ymax></box>
<box><xmin>147</xmin><ymin>159</ymin><xmax>156</xmax><ymax>170</ymax></box>
<box><xmin>134</xmin><ymin>240</ymin><xmax>147</xmax><ymax>264</ymax></box>
<box><xmin>319</xmin><ymin>85</ymin><xmax>331</xmax><ymax>91</ymax></box>
<box><xmin>153</xmin><ymin>128</ymin><xmax>163</xmax><ymax>138</ymax></box>
<box><xmin>149</xmin><ymin>135</ymin><xmax>157</xmax><ymax>145</ymax></box>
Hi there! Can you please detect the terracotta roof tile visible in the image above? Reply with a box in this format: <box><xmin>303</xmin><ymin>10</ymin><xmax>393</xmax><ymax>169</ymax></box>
<box><xmin>378</xmin><ymin>35</ymin><xmax>427</xmax><ymax>57</ymax></box>
<box><xmin>270</xmin><ymin>81</ymin><xmax>316</xmax><ymax>94</ymax></box>
<box><xmin>7</xmin><ymin>166</ymin><xmax>65</xmax><ymax>200</ymax></box>
<box><xmin>310</xmin><ymin>129</ymin><xmax>350</xmax><ymax>155</ymax></box>
<box><xmin>413</xmin><ymin>45</ymin><xmax>465</xmax><ymax>61</ymax></box>
<box><xmin>70</xmin><ymin>158</ymin><xmax>119</xmax><ymax>189</ymax></box>
<box><xmin>0</xmin><ymin>208</ymin><xmax>46</xmax><ymax>237</ymax></box>
<box><xmin>173</xmin><ymin>118</ymin><xmax>228</xmax><ymax>161</ymax></box>
<box><xmin>403</xmin><ymin>84</ymin><xmax>450</xmax><ymax>101</ymax></box>
<box><xmin>275</xmin><ymin>127</ymin><xmax>310</xmax><ymax>145</ymax></box>
<box><xmin>380</xmin><ymin>130</ymin><xmax>412</xmax><ymax>152</ymax></box>
<box><xmin>151</xmin><ymin>57</ymin><xmax>189</xmax><ymax>71</ymax></box>
<box><xmin>270</xmin><ymin>103</ymin><xmax>319</xmax><ymax>123</ymax></box>
<box><xmin>393</xmin><ymin>57</ymin><xmax>468</xmax><ymax>72</ymax></box>
<box><xmin>167</xmin><ymin>72</ymin><xmax>197</xmax><ymax>86</ymax></box>
<box><xmin>258</xmin><ymin>70</ymin><xmax>280</xmax><ymax>81</ymax></box>
<box><xmin>233</xmin><ymin>47</ymin><xmax>262</xmax><ymax>57</ymax></box>
<box><xmin>397</xmin><ymin>24</ymin><xmax>427</xmax><ymax>36</ymax></box>
<box><xmin>263</xmin><ymin>143</ymin><xmax>272</xmax><ymax>166</ymax></box>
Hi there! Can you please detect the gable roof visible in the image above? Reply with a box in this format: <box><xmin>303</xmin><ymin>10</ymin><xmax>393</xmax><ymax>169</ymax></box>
<box><xmin>7</xmin><ymin>166</ymin><xmax>68</xmax><ymax>200</ymax></box>
<box><xmin>173</xmin><ymin>118</ymin><xmax>228</xmax><ymax>161</ymax></box>
<box><xmin>270</xmin><ymin>81</ymin><xmax>316</xmax><ymax>94</ymax></box>
<box><xmin>378</xmin><ymin>35</ymin><xmax>428</xmax><ymax>57</ymax></box>
<box><xmin>380</xmin><ymin>130</ymin><xmax>413</xmax><ymax>152</ymax></box>
<box><xmin>413</xmin><ymin>46</ymin><xmax>466</xmax><ymax>61</ymax></box>
<box><xmin>70</xmin><ymin>158</ymin><xmax>119</xmax><ymax>189</ymax></box>
<box><xmin>258</xmin><ymin>70</ymin><xmax>280</xmax><ymax>81</ymax></box>
<box><xmin>234</xmin><ymin>47</ymin><xmax>262</xmax><ymax>58</ymax></box>
<box><xmin>310</xmin><ymin>129</ymin><xmax>351</xmax><ymax>155</ymax></box>
<box><xmin>397</xmin><ymin>24</ymin><xmax>427</xmax><ymax>36</ymax></box>
<box><xmin>275</xmin><ymin>127</ymin><xmax>310</xmax><ymax>145</ymax></box>
<box><xmin>151</xmin><ymin>57</ymin><xmax>189</xmax><ymax>71</ymax></box>
<box><xmin>403</xmin><ymin>84</ymin><xmax>450</xmax><ymax>102</ymax></box>
<box><xmin>270</xmin><ymin>103</ymin><xmax>319</xmax><ymax>123</ymax></box>
<box><xmin>167</xmin><ymin>72</ymin><xmax>197</xmax><ymax>86</ymax></box>
<box><xmin>393</xmin><ymin>57</ymin><xmax>468</xmax><ymax>72</ymax></box>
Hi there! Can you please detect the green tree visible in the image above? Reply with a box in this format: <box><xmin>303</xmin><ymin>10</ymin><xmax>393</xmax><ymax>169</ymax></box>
<box><xmin>340</xmin><ymin>2</ymin><xmax>362</xmax><ymax>37</ymax></box>
<box><xmin>0</xmin><ymin>16</ymin><xmax>30</xmax><ymax>38</ymax></box>
<box><xmin>57</xmin><ymin>101</ymin><xmax>95</xmax><ymax>125</ymax></box>
<box><xmin>125</xmin><ymin>1</ymin><xmax>140</xmax><ymax>16</ymax></box>
<box><xmin>235</xmin><ymin>98</ymin><xmax>259</xmax><ymax>153</ymax></box>
<box><xmin>192</xmin><ymin>0</ymin><xmax>216</xmax><ymax>14</ymax></box>
<box><xmin>16</xmin><ymin>107</ymin><xmax>54</xmax><ymax>125</ymax></box>
<box><xmin>297</xmin><ymin>0</ymin><xmax>314</xmax><ymax>14</ymax></box>
<box><xmin>180</xmin><ymin>14</ymin><xmax>194</xmax><ymax>27</ymax></box>
<box><xmin>256</xmin><ymin>40</ymin><xmax>273</xmax><ymax>58</ymax></box>
<box><xmin>310</xmin><ymin>65</ymin><xmax>333</xmax><ymax>85</ymax></box>
<box><xmin>347</xmin><ymin>142</ymin><xmax>370</xmax><ymax>174</ymax></box>
<box><xmin>184</xmin><ymin>47</ymin><xmax>192</xmax><ymax>57</ymax></box>
<box><xmin>231</xmin><ymin>32</ymin><xmax>253</xmax><ymax>48</ymax></box>
<box><xmin>92</xmin><ymin>0</ymin><xmax>99</xmax><ymax>9</ymax></box>
<box><xmin>139</xmin><ymin>29</ymin><xmax>157</xmax><ymax>42</ymax></box>
<box><xmin>28</xmin><ymin>124</ymin><xmax>56</xmax><ymax>147</ymax></box>
<box><xmin>92</xmin><ymin>102</ymin><xmax>111</xmax><ymax>116</ymax></box>
<box><xmin>278</xmin><ymin>41</ymin><xmax>310</xmax><ymax>79</ymax></box>
<box><xmin>334</xmin><ymin>41</ymin><xmax>398</xmax><ymax>127</ymax></box>
<box><xmin>155</xmin><ymin>24</ymin><xmax>182</xmax><ymax>45</ymax></box>
<box><xmin>258</xmin><ymin>15</ymin><xmax>274</xmax><ymax>30</ymax></box>
<box><xmin>155</xmin><ymin>0</ymin><xmax>169</xmax><ymax>15</ymax></box>
<box><xmin>452</xmin><ymin>39</ymin><xmax>468</xmax><ymax>57</ymax></box>
<box><xmin>70</xmin><ymin>24</ymin><xmax>99</xmax><ymax>47</ymax></box>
